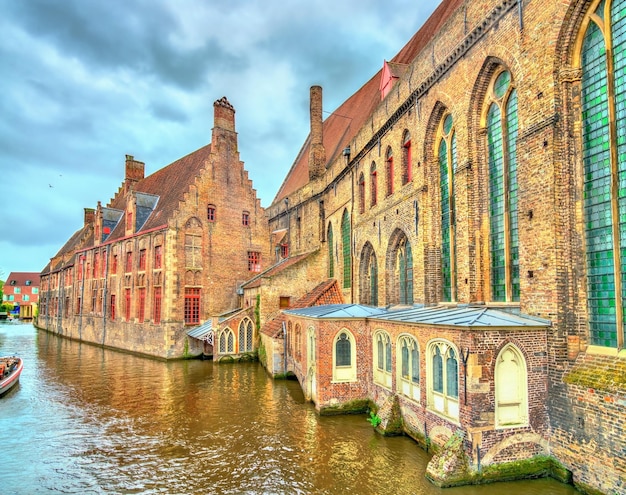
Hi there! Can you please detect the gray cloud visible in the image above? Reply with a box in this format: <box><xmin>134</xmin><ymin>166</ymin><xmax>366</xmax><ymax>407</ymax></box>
<box><xmin>0</xmin><ymin>0</ymin><xmax>440</xmax><ymax>274</ymax></box>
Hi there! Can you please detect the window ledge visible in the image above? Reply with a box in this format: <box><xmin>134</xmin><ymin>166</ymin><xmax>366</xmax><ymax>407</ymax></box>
<box><xmin>586</xmin><ymin>345</ymin><xmax>626</xmax><ymax>359</ymax></box>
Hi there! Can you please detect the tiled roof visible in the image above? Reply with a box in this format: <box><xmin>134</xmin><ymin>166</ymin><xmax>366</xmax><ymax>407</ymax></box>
<box><xmin>272</xmin><ymin>0</ymin><xmax>464</xmax><ymax>204</ymax></box>
<box><xmin>5</xmin><ymin>272</ymin><xmax>40</xmax><ymax>287</ymax></box>
<box><xmin>107</xmin><ymin>144</ymin><xmax>212</xmax><ymax>241</ymax></box>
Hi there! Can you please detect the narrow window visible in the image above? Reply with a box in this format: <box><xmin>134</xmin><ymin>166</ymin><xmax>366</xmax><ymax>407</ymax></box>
<box><xmin>153</xmin><ymin>287</ymin><xmax>162</xmax><ymax>324</ymax></box>
<box><xmin>154</xmin><ymin>245</ymin><xmax>162</xmax><ymax>269</ymax></box>
<box><xmin>248</xmin><ymin>251</ymin><xmax>261</xmax><ymax>272</ymax></box>
<box><xmin>139</xmin><ymin>249</ymin><xmax>147</xmax><ymax>271</ymax></box>
<box><xmin>185</xmin><ymin>235</ymin><xmax>202</xmax><ymax>269</ymax></box>
<box><xmin>439</xmin><ymin>113</ymin><xmax>457</xmax><ymax>302</ymax></box>
<box><xmin>341</xmin><ymin>209</ymin><xmax>351</xmax><ymax>289</ymax></box>
<box><xmin>374</xmin><ymin>331</ymin><xmax>392</xmax><ymax>388</ymax></box>
<box><xmin>402</xmin><ymin>130</ymin><xmax>412</xmax><ymax>184</ymax></box>
<box><xmin>112</xmin><ymin>254</ymin><xmax>118</xmax><ymax>273</ymax></box>
<box><xmin>125</xmin><ymin>288</ymin><xmax>131</xmax><ymax>321</ymax></box>
<box><xmin>370</xmin><ymin>162</ymin><xmax>378</xmax><ymax>206</ymax></box>
<box><xmin>184</xmin><ymin>288</ymin><xmax>200</xmax><ymax>324</ymax></box>
<box><xmin>93</xmin><ymin>252</ymin><xmax>99</xmax><ymax>278</ymax></box>
<box><xmin>207</xmin><ymin>204</ymin><xmax>216</xmax><ymax>222</ymax></box>
<box><xmin>486</xmin><ymin>70</ymin><xmax>519</xmax><ymax>302</ymax></box>
<box><xmin>138</xmin><ymin>287</ymin><xmax>146</xmax><ymax>323</ymax></box>
<box><xmin>386</xmin><ymin>146</ymin><xmax>394</xmax><ymax>196</ymax></box>
<box><xmin>125</xmin><ymin>251</ymin><xmax>133</xmax><ymax>273</ymax></box>
<box><xmin>336</xmin><ymin>332</ymin><xmax>351</xmax><ymax>367</ymax></box>
<box><xmin>358</xmin><ymin>173</ymin><xmax>366</xmax><ymax>214</ymax></box>
<box><xmin>398</xmin><ymin>335</ymin><xmax>420</xmax><ymax>401</ymax></box>
<box><xmin>242</xmin><ymin>211</ymin><xmax>250</xmax><ymax>226</ymax></box>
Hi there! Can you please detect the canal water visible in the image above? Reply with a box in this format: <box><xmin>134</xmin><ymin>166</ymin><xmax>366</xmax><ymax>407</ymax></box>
<box><xmin>0</xmin><ymin>322</ymin><xmax>580</xmax><ymax>495</ymax></box>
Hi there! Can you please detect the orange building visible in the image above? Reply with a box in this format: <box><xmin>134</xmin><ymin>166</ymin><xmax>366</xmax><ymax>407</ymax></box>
<box><xmin>2</xmin><ymin>272</ymin><xmax>40</xmax><ymax>319</ymax></box>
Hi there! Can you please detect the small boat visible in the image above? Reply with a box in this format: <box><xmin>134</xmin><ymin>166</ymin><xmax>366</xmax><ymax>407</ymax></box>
<box><xmin>0</xmin><ymin>356</ymin><xmax>23</xmax><ymax>397</ymax></box>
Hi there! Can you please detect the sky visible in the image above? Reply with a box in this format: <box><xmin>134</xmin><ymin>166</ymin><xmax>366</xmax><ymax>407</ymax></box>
<box><xmin>0</xmin><ymin>0</ymin><xmax>440</xmax><ymax>277</ymax></box>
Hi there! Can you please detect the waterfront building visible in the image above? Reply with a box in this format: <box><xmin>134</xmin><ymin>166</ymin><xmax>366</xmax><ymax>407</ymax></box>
<box><xmin>38</xmin><ymin>97</ymin><xmax>269</xmax><ymax>359</ymax></box>
<box><xmin>2</xmin><ymin>271</ymin><xmax>40</xmax><ymax>319</ymax></box>
<box><xmin>257</xmin><ymin>0</ymin><xmax>626</xmax><ymax>492</ymax></box>
<box><xmin>37</xmin><ymin>0</ymin><xmax>626</xmax><ymax>492</ymax></box>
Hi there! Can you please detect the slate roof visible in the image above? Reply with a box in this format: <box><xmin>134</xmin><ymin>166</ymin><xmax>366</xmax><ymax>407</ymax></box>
<box><xmin>272</xmin><ymin>0</ymin><xmax>464</xmax><ymax>203</ymax></box>
<box><xmin>284</xmin><ymin>304</ymin><xmax>551</xmax><ymax>329</ymax></box>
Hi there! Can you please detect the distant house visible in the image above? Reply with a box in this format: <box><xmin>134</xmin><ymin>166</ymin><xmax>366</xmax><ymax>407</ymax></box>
<box><xmin>2</xmin><ymin>272</ymin><xmax>40</xmax><ymax>319</ymax></box>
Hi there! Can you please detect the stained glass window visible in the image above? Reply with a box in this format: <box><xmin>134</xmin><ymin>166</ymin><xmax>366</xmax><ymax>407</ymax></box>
<box><xmin>581</xmin><ymin>0</ymin><xmax>626</xmax><ymax>347</ymax></box>
<box><xmin>487</xmin><ymin>70</ymin><xmax>519</xmax><ymax>302</ymax></box>
<box><xmin>342</xmin><ymin>210</ymin><xmax>351</xmax><ymax>288</ymax></box>
<box><xmin>439</xmin><ymin>113</ymin><xmax>457</xmax><ymax>302</ymax></box>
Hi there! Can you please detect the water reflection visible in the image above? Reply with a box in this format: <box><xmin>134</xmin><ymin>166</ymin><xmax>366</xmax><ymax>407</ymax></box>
<box><xmin>0</xmin><ymin>323</ymin><xmax>580</xmax><ymax>494</ymax></box>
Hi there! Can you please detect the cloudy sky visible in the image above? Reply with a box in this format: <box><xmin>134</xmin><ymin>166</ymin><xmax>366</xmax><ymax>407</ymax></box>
<box><xmin>0</xmin><ymin>0</ymin><xmax>440</xmax><ymax>277</ymax></box>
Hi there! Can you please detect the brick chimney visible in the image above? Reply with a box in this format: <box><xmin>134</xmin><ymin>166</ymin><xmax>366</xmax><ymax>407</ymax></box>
<box><xmin>124</xmin><ymin>154</ymin><xmax>145</xmax><ymax>195</ymax></box>
<box><xmin>308</xmin><ymin>86</ymin><xmax>326</xmax><ymax>180</ymax></box>
<box><xmin>84</xmin><ymin>207</ymin><xmax>95</xmax><ymax>227</ymax></box>
<box><xmin>213</xmin><ymin>96</ymin><xmax>236</xmax><ymax>132</ymax></box>
<box><xmin>212</xmin><ymin>97</ymin><xmax>238</xmax><ymax>158</ymax></box>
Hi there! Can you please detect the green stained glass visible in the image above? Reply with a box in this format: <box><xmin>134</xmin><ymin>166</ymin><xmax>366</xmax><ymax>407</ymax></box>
<box><xmin>488</xmin><ymin>102</ymin><xmax>506</xmax><ymax>301</ymax></box>
<box><xmin>494</xmin><ymin>71</ymin><xmax>510</xmax><ymax>98</ymax></box>
<box><xmin>440</xmin><ymin>138</ymin><xmax>451</xmax><ymax>301</ymax></box>
<box><xmin>613</xmin><ymin>0</ymin><xmax>626</xmax><ymax>344</ymax></box>
<box><xmin>582</xmin><ymin>18</ymin><xmax>618</xmax><ymax>347</ymax></box>
<box><xmin>341</xmin><ymin>210</ymin><xmax>351</xmax><ymax>288</ymax></box>
<box><xmin>370</xmin><ymin>256</ymin><xmax>378</xmax><ymax>306</ymax></box>
<box><xmin>507</xmin><ymin>89</ymin><xmax>520</xmax><ymax>302</ymax></box>
<box><xmin>443</xmin><ymin>114</ymin><xmax>453</xmax><ymax>135</ymax></box>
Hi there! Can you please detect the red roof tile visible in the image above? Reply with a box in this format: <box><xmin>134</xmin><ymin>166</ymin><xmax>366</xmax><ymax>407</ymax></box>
<box><xmin>272</xmin><ymin>0</ymin><xmax>464</xmax><ymax>203</ymax></box>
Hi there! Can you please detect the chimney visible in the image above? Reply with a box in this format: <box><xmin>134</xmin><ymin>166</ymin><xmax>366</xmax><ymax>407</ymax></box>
<box><xmin>125</xmin><ymin>154</ymin><xmax>145</xmax><ymax>181</ymax></box>
<box><xmin>213</xmin><ymin>97</ymin><xmax>235</xmax><ymax>132</ymax></box>
<box><xmin>84</xmin><ymin>207</ymin><xmax>95</xmax><ymax>227</ymax></box>
<box><xmin>308</xmin><ymin>85</ymin><xmax>326</xmax><ymax>180</ymax></box>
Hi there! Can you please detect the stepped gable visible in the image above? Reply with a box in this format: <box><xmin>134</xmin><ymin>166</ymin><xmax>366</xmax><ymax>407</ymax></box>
<box><xmin>260</xmin><ymin>279</ymin><xmax>344</xmax><ymax>338</ymax></box>
<box><xmin>272</xmin><ymin>0</ymin><xmax>463</xmax><ymax>204</ymax></box>
<box><xmin>106</xmin><ymin>144</ymin><xmax>212</xmax><ymax>240</ymax></box>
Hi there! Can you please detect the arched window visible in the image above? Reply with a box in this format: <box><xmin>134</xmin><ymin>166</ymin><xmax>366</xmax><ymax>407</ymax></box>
<box><xmin>238</xmin><ymin>318</ymin><xmax>254</xmax><ymax>352</ymax></box>
<box><xmin>387</xmin><ymin>230</ymin><xmax>414</xmax><ymax>305</ymax></box>
<box><xmin>219</xmin><ymin>328</ymin><xmax>235</xmax><ymax>354</ymax></box>
<box><xmin>386</xmin><ymin>146</ymin><xmax>394</xmax><ymax>196</ymax></box>
<box><xmin>373</xmin><ymin>331</ymin><xmax>393</xmax><ymax>388</ymax></box>
<box><xmin>439</xmin><ymin>113</ymin><xmax>457</xmax><ymax>302</ymax></box>
<box><xmin>398</xmin><ymin>335</ymin><xmax>420</xmax><ymax>402</ymax></box>
<box><xmin>327</xmin><ymin>222</ymin><xmax>334</xmax><ymax>278</ymax></box>
<box><xmin>495</xmin><ymin>344</ymin><xmax>528</xmax><ymax>428</ymax></box>
<box><xmin>295</xmin><ymin>323</ymin><xmax>302</xmax><ymax>360</ymax></box>
<box><xmin>428</xmin><ymin>340</ymin><xmax>459</xmax><ymax>420</ymax></box>
<box><xmin>486</xmin><ymin>69</ymin><xmax>519</xmax><ymax>302</ymax></box>
<box><xmin>333</xmin><ymin>330</ymin><xmax>357</xmax><ymax>382</ymax></box>
<box><xmin>579</xmin><ymin>0</ymin><xmax>626</xmax><ymax>349</ymax></box>
<box><xmin>359</xmin><ymin>242</ymin><xmax>378</xmax><ymax>306</ymax></box>
<box><xmin>370</xmin><ymin>162</ymin><xmax>378</xmax><ymax>206</ymax></box>
<box><xmin>402</xmin><ymin>130</ymin><xmax>412</xmax><ymax>185</ymax></box>
<box><xmin>287</xmin><ymin>320</ymin><xmax>293</xmax><ymax>356</ymax></box>
<box><xmin>358</xmin><ymin>172</ymin><xmax>366</xmax><ymax>214</ymax></box>
<box><xmin>307</xmin><ymin>326</ymin><xmax>316</xmax><ymax>364</ymax></box>
<box><xmin>341</xmin><ymin>209</ymin><xmax>352</xmax><ymax>289</ymax></box>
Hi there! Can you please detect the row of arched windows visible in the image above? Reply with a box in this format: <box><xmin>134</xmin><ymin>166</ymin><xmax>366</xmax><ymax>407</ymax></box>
<box><xmin>331</xmin><ymin>328</ymin><xmax>528</xmax><ymax>427</ymax></box>
<box><xmin>217</xmin><ymin>318</ymin><xmax>254</xmax><ymax>354</ymax></box>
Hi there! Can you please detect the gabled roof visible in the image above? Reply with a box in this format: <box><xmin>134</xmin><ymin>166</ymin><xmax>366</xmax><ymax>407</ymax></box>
<box><xmin>106</xmin><ymin>144</ymin><xmax>212</xmax><ymax>241</ymax></box>
<box><xmin>5</xmin><ymin>272</ymin><xmax>40</xmax><ymax>287</ymax></box>
<box><xmin>271</xmin><ymin>0</ymin><xmax>464</xmax><ymax>204</ymax></box>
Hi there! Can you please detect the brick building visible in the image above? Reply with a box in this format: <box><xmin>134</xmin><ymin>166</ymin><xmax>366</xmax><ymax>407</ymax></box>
<box><xmin>38</xmin><ymin>97</ymin><xmax>269</xmax><ymax>359</ymax></box>
<box><xmin>256</xmin><ymin>0</ymin><xmax>625</xmax><ymax>492</ymax></box>
<box><xmin>2</xmin><ymin>271</ymin><xmax>40</xmax><ymax>319</ymax></box>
